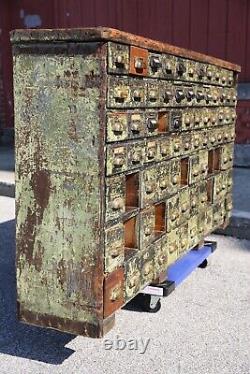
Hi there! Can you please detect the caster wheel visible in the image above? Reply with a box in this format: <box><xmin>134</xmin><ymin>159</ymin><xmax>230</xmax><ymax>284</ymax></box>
<box><xmin>140</xmin><ymin>295</ymin><xmax>161</xmax><ymax>313</ymax></box>
<box><xmin>198</xmin><ymin>259</ymin><xmax>208</xmax><ymax>268</ymax></box>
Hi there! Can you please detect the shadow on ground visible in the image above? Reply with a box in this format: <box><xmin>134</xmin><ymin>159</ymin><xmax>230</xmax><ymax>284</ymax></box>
<box><xmin>0</xmin><ymin>219</ymin><xmax>75</xmax><ymax>364</ymax></box>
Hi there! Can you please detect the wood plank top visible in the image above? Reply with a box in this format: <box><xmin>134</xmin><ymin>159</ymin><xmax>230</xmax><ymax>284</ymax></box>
<box><xmin>10</xmin><ymin>27</ymin><xmax>241</xmax><ymax>72</ymax></box>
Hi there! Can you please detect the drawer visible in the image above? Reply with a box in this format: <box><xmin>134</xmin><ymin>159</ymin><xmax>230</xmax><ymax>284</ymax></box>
<box><xmin>167</xmin><ymin>228</ymin><xmax>179</xmax><ymax>265</ymax></box>
<box><xmin>212</xmin><ymin>174</ymin><xmax>223</xmax><ymax>203</ymax></box>
<box><xmin>124</xmin><ymin>255</ymin><xmax>141</xmax><ymax>301</ymax></box>
<box><xmin>129</xmin><ymin>112</ymin><xmax>145</xmax><ymax>139</ymax></box>
<box><xmin>129</xmin><ymin>46</ymin><xmax>148</xmax><ymax>76</ymax></box>
<box><xmin>145</xmin><ymin>139</ymin><xmax>158</xmax><ymax>163</ymax></box>
<box><xmin>107</xmin><ymin>42</ymin><xmax>129</xmax><ymax>74</ymax></box>
<box><xmin>130</xmin><ymin>80</ymin><xmax>146</xmax><ymax>107</ymax></box>
<box><xmin>179</xmin><ymin>187</ymin><xmax>190</xmax><ymax>225</ymax></box>
<box><xmin>175</xmin><ymin>57</ymin><xmax>188</xmax><ymax>81</ymax></box>
<box><xmin>182</xmin><ymin>109</ymin><xmax>194</xmax><ymax>131</ymax></box>
<box><xmin>106</xmin><ymin>144</ymin><xmax>127</xmax><ymax>175</ymax></box>
<box><xmin>190</xmin><ymin>184</ymin><xmax>199</xmax><ymax>216</ymax></box>
<box><xmin>145</xmin><ymin>111</ymin><xmax>159</xmax><ymax>136</ymax></box>
<box><xmin>179</xmin><ymin>223</ymin><xmax>189</xmax><ymax>256</ymax></box>
<box><xmin>140</xmin><ymin>207</ymin><xmax>155</xmax><ymax>248</ymax></box>
<box><xmin>189</xmin><ymin>154</ymin><xmax>200</xmax><ymax>185</ymax></box>
<box><xmin>192</xmin><ymin>130</ymin><xmax>202</xmax><ymax>151</ymax></box>
<box><xmin>185</xmin><ymin>85</ymin><xmax>197</xmax><ymax>106</ymax></box>
<box><xmin>162</xmin><ymin>54</ymin><xmax>176</xmax><ymax>79</ymax></box>
<box><xmin>160</xmin><ymin>81</ymin><xmax>174</xmax><ymax>107</ymax></box>
<box><xmin>195</xmin><ymin>86</ymin><xmax>206</xmax><ymax>106</ymax></box>
<box><xmin>154</xmin><ymin>236</ymin><xmax>168</xmax><ymax>278</ymax></box>
<box><xmin>157</xmin><ymin>161</ymin><xmax>171</xmax><ymax>200</ymax></box>
<box><xmin>181</xmin><ymin>131</ymin><xmax>192</xmax><ymax>155</ymax></box>
<box><xmin>106</xmin><ymin>112</ymin><xmax>129</xmax><ymax>142</ymax></box>
<box><xmin>221</xmin><ymin>143</ymin><xmax>234</xmax><ymax>170</ymax></box>
<box><xmin>169</xmin><ymin>110</ymin><xmax>183</xmax><ymax>132</ymax></box>
<box><xmin>166</xmin><ymin>193</ymin><xmax>180</xmax><ymax>232</ymax></box>
<box><xmin>198</xmin><ymin>181</ymin><xmax>207</xmax><ymax>210</ymax></box>
<box><xmin>171</xmin><ymin>134</ymin><xmax>181</xmax><ymax>158</ymax></box>
<box><xmin>141</xmin><ymin>166</ymin><xmax>158</xmax><ymax>208</ymax></box>
<box><xmin>104</xmin><ymin>267</ymin><xmax>124</xmax><ymax>317</ymax></box>
<box><xmin>169</xmin><ymin>159</ymin><xmax>181</xmax><ymax>195</ymax></box>
<box><xmin>105</xmin><ymin>175</ymin><xmax>125</xmax><ymax>222</ymax></box>
<box><xmin>140</xmin><ymin>245</ymin><xmax>155</xmax><ymax>285</ymax></box>
<box><xmin>107</xmin><ymin>77</ymin><xmax>130</xmax><ymax>108</ymax></box>
<box><xmin>173</xmin><ymin>85</ymin><xmax>188</xmax><ymax>106</ymax></box>
<box><xmin>188</xmin><ymin>214</ymin><xmax>199</xmax><ymax>249</ymax></box>
<box><xmin>146</xmin><ymin>80</ymin><xmax>161</xmax><ymax>107</ymax></box>
<box><xmin>127</xmin><ymin>141</ymin><xmax>144</xmax><ymax>170</ymax></box>
<box><xmin>158</xmin><ymin>136</ymin><xmax>172</xmax><ymax>161</ymax></box>
<box><xmin>104</xmin><ymin>224</ymin><xmax>124</xmax><ymax>273</ymax></box>
<box><xmin>186</xmin><ymin>60</ymin><xmax>198</xmax><ymax>82</ymax></box>
<box><xmin>199</xmin><ymin>150</ymin><xmax>208</xmax><ymax>179</ymax></box>
<box><xmin>148</xmin><ymin>52</ymin><xmax>163</xmax><ymax>78</ymax></box>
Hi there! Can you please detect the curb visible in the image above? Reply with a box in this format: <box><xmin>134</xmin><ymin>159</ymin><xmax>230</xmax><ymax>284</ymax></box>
<box><xmin>215</xmin><ymin>210</ymin><xmax>250</xmax><ymax>240</ymax></box>
<box><xmin>0</xmin><ymin>182</ymin><xmax>15</xmax><ymax>198</ymax></box>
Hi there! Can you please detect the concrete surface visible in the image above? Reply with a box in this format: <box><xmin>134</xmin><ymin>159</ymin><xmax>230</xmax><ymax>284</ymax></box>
<box><xmin>0</xmin><ymin>196</ymin><xmax>249</xmax><ymax>374</ymax></box>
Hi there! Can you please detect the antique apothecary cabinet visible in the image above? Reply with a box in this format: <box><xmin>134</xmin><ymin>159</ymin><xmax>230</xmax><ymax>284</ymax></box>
<box><xmin>11</xmin><ymin>27</ymin><xmax>240</xmax><ymax>337</ymax></box>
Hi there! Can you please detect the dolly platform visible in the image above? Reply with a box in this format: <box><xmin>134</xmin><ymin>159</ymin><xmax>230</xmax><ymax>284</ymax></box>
<box><xmin>136</xmin><ymin>241</ymin><xmax>217</xmax><ymax>312</ymax></box>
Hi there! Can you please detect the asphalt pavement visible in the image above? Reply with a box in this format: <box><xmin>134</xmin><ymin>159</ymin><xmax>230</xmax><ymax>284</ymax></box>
<box><xmin>0</xmin><ymin>196</ymin><xmax>249</xmax><ymax>374</ymax></box>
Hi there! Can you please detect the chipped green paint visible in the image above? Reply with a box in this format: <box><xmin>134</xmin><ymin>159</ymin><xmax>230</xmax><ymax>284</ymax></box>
<box><xmin>14</xmin><ymin>42</ymin><xmax>105</xmax><ymax>331</ymax></box>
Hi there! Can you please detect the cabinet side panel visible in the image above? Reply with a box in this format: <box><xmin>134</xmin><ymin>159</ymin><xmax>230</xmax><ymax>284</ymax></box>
<box><xmin>14</xmin><ymin>42</ymin><xmax>105</xmax><ymax>336</ymax></box>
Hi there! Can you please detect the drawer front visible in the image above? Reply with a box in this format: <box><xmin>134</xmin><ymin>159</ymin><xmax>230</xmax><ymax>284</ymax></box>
<box><xmin>158</xmin><ymin>136</ymin><xmax>172</xmax><ymax>161</ymax></box>
<box><xmin>108</xmin><ymin>42</ymin><xmax>129</xmax><ymax>74</ymax></box>
<box><xmin>221</xmin><ymin>143</ymin><xmax>234</xmax><ymax>170</ymax></box>
<box><xmin>130</xmin><ymin>80</ymin><xmax>146</xmax><ymax>107</ymax></box>
<box><xmin>127</xmin><ymin>141</ymin><xmax>144</xmax><ymax>170</ymax></box>
<box><xmin>154</xmin><ymin>236</ymin><xmax>168</xmax><ymax>276</ymax></box>
<box><xmin>167</xmin><ymin>228</ymin><xmax>179</xmax><ymax>265</ymax></box>
<box><xmin>169</xmin><ymin>159</ymin><xmax>181</xmax><ymax>195</ymax></box>
<box><xmin>106</xmin><ymin>112</ymin><xmax>129</xmax><ymax>142</ymax></box>
<box><xmin>145</xmin><ymin>139</ymin><xmax>158</xmax><ymax>164</ymax></box>
<box><xmin>189</xmin><ymin>154</ymin><xmax>200</xmax><ymax>185</ymax></box>
<box><xmin>190</xmin><ymin>184</ymin><xmax>199</xmax><ymax>216</ymax></box>
<box><xmin>106</xmin><ymin>145</ymin><xmax>127</xmax><ymax>175</ymax></box>
<box><xmin>105</xmin><ymin>175</ymin><xmax>125</xmax><ymax>222</ymax></box>
<box><xmin>182</xmin><ymin>109</ymin><xmax>194</xmax><ymax>131</ymax></box>
<box><xmin>170</xmin><ymin>110</ymin><xmax>183</xmax><ymax>132</ymax></box>
<box><xmin>141</xmin><ymin>166</ymin><xmax>158</xmax><ymax>208</ymax></box>
<box><xmin>179</xmin><ymin>187</ymin><xmax>190</xmax><ymax>225</ymax></box>
<box><xmin>181</xmin><ymin>132</ymin><xmax>192</xmax><ymax>155</ymax></box>
<box><xmin>179</xmin><ymin>223</ymin><xmax>189</xmax><ymax>256</ymax></box>
<box><xmin>188</xmin><ymin>214</ymin><xmax>199</xmax><ymax>249</ymax></box>
<box><xmin>162</xmin><ymin>54</ymin><xmax>176</xmax><ymax>80</ymax></box>
<box><xmin>166</xmin><ymin>194</ymin><xmax>180</xmax><ymax>232</ymax></box>
<box><xmin>140</xmin><ymin>207</ymin><xmax>155</xmax><ymax>248</ymax></box>
<box><xmin>129</xmin><ymin>112</ymin><xmax>145</xmax><ymax>139</ymax></box>
<box><xmin>157</xmin><ymin>161</ymin><xmax>171</xmax><ymax>200</ymax></box>
<box><xmin>105</xmin><ymin>224</ymin><xmax>124</xmax><ymax>273</ymax></box>
<box><xmin>124</xmin><ymin>255</ymin><xmax>141</xmax><ymax>301</ymax></box>
<box><xmin>199</xmin><ymin>150</ymin><xmax>208</xmax><ymax>179</ymax></box>
<box><xmin>107</xmin><ymin>77</ymin><xmax>130</xmax><ymax>108</ymax></box>
<box><xmin>146</xmin><ymin>80</ymin><xmax>161</xmax><ymax>107</ymax></box>
<box><xmin>104</xmin><ymin>267</ymin><xmax>125</xmax><ymax>318</ymax></box>
<box><xmin>129</xmin><ymin>46</ymin><xmax>148</xmax><ymax>76</ymax></box>
<box><xmin>140</xmin><ymin>245</ymin><xmax>155</xmax><ymax>285</ymax></box>
<box><xmin>148</xmin><ymin>52</ymin><xmax>163</xmax><ymax>78</ymax></box>
<box><xmin>145</xmin><ymin>111</ymin><xmax>159</xmax><ymax>136</ymax></box>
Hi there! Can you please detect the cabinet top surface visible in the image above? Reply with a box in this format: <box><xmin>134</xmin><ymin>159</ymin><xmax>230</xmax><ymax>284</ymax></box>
<box><xmin>11</xmin><ymin>27</ymin><xmax>240</xmax><ymax>72</ymax></box>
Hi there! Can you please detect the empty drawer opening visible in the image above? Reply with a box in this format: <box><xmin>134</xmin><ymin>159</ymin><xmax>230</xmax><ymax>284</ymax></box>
<box><xmin>125</xmin><ymin>172</ymin><xmax>139</xmax><ymax>211</ymax></box>
<box><xmin>181</xmin><ymin>158</ymin><xmax>189</xmax><ymax>186</ymax></box>
<box><xmin>158</xmin><ymin>112</ymin><xmax>169</xmax><ymax>133</ymax></box>
<box><xmin>124</xmin><ymin>216</ymin><xmax>137</xmax><ymax>251</ymax></box>
<box><xmin>207</xmin><ymin>179</ymin><xmax>213</xmax><ymax>203</ymax></box>
<box><xmin>154</xmin><ymin>202</ymin><xmax>166</xmax><ymax>237</ymax></box>
<box><xmin>208</xmin><ymin>148</ymin><xmax>221</xmax><ymax>174</ymax></box>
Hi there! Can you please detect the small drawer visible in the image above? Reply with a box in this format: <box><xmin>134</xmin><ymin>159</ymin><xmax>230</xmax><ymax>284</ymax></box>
<box><xmin>166</xmin><ymin>193</ymin><xmax>180</xmax><ymax>232</ymax></box>
<box><xmin>179</xmin><ymin>187</ymin><xmax>190</xmax><ymax>225</ymax></box>
<box><xmin>106</xmin><ymin>112</ymin><xmax>129</xmax><ymax>142</ymax></box>
<box><xmin>221</xmin><ymin>143</ymin><xmax>234</xmax><ymax>170</ymax></box>
<box><xmin>105</xmin><ymin>174</ymin><xmax>125</xmax><ymax>222</ymax></box>
<box><xmin>199</xmin><ymin>150</ymin><xmax>208</xmax><ymax>179</ymax></box>
<box><xmin>158</xmin><ymin>136</ymin><xmax>172</xmax><ymax>161</ymax></box>
<box><xmin>145</xmin><ymin>140</ymin><xmax>158</xmax><ymax>163</ymax></box>
<box><xmin>129</xmin><ymin>46</ymin><xmax>148</xmax><ymax>76</ymax></box>
<box><xmin>189</xmin><ymin>154</ymin><xmax>200</xmax><ymax>185</ymax></box>
<box><xmin>157</xmin><ymin>161</ymin><xmax>171</xmax><ymax>200</ymax></box>
<box><xmin>182</xmin><ymin>109</ymin><xmax>194</xmax><ymax>131</ymax></box>
<box><xmin>169</xmin><ymin>110</ymin><xmax>182</xmax><ymax>132</ymax></box>
<box><xmin>169</xmin><ymin>159</ymin><xmax>181</xmax><ymax>195</ymax></box>
<box><xmin>196</xmin><ymin>63</ymin><xmax>207</xmax><ymax>83</ymax></box>
<box><xmin>130</xmin><ymin>81</ymin><xmax>146</xmax><ymax>107</ymax></box>
<box><xmin>179</xmin><ymin>223</ymin><xmax>189</xmax><ymax>256</ymax></box>
<box><xmin>187</xmin><ymin>60</ymin><xmax>198</xmax><ymax>82</ymax></box>
<box><xmin>104</xmin><ymin>267</ymin><xmax>124</xmax><ymax>317</ymax></box>
<box><xmin>148</xmin><ymin>52</ymin><xmax>163</xmax><ymax>78</ymax></box>
<box><xmin>107</xmin><ymin>77</ymin><xmax>130</xmax><ymax>108</ymax></box>
<box><xmin>174</xmin><ymin>85</ymin><xmax>187</xmax><ymax>106</ymax></box>
<box><xmin>124</xmin><ymin>255</ymin><xmax>141</xmax><ymax>301</ymax></box>
<box><xmin>127</xmin><ymin>141</ymin><xmax>144</xmax><ymax>170</ymax></box>
<box><xmin>129</xmin><ymin>112</ymin><xmax>145</xmax><ymax>139</ymax></box>
<box><xmin>181</xmin><ymin>132</ymin><xmax>192</xmax><ymax>155</ymax></box>
<box><xmin>171</xmin><ymin>134</ymin><xmax>181</xmax><ymax>158</ymax></box>
<box><xmin>141</xmin><ymin>166</ymin><xmax>158</xmax><ymax>208</ymax></box>
<box><xmin>146</xmin><ymin>80</ymin><xmax>161</xmax><ymax>107</ymax></box>
<box><xmin>106</xmin><ymin>145</ymin><xmax>127</xmax><ymax>175</ymax></box>
<box><xmin>104</xmin><ymin>224</ymin><xmax>124</xmax><ymax>273</ymax></box>
<box><xmin>162</xmin><ymin>54</ymin><xmax>176</xmax><ymax>79</ymax></box>
<box><xmin>160</xmin><ymin>82</ymin><xmax>174</xmax><ymax>107</ymax></box>
<box><xmin>145</xmin><ymin>111</ymin><xmax>158</xmax><ymax>136</ymax></box>
<box><xmin>154</xmin><ymin>236</ymin><xmax>168</xmax><ymax>278</ymax></box>
<box><xmin>175</xmin><ymin>57</ymin><xmax>188</xmax><ymax>80</ymax></box>
<box><xmin>140</xmin><ymin>207</ymin><xmax>155</xmax><ymax>248</ymax></box>
<box><xmin>107</xmin><ymin>42</ymin><xmax>129</xmax><ymax>74</ymax></box>
<box><xmin>140</xmin><ymin>245</ymin><xmax>155</xmax><ymax>285</ymax></box>
<box><xmin>167</xmin><ymin>228</ymin><xmax>179</xmax><ymax>265</ymax></box>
